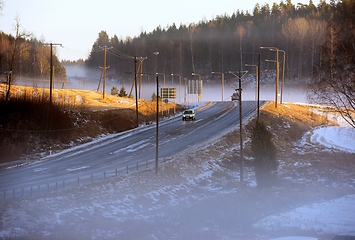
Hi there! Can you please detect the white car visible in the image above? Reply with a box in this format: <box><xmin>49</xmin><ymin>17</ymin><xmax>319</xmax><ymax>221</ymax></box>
<box><xmin>182</xmin><ymin>109</ymin><xmax>196</xmax><ymax>121</ymax></box>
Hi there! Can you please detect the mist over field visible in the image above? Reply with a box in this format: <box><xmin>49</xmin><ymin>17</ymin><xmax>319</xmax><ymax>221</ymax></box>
<box><xmin>14</xmin><ymin>65</ymin><xmax>308</xmax><ymax>105</ymax></box>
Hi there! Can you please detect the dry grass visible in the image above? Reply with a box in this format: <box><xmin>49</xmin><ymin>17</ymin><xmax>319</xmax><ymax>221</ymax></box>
<box><xmin>244</xmin><ymin>102</ymin><xmax>337</xmax><ymax>154</ymax></box>
<box><xmin>0</xmin><ymin>84</ymin><xmax>183</xmax><ymax>163</ymax></box>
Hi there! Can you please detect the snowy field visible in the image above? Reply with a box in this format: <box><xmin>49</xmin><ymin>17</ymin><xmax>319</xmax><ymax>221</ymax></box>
<box><xmin>0</xmin><ymin>106</ymin><xmax>355</xmax><ymax>239</ymax></box>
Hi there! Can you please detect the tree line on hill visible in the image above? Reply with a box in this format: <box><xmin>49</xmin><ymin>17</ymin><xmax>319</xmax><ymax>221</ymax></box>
<box><xmin>0</xmin><ymin>31</ymin><xmax>66</xmax><ymax>81</ymax></box>
<box><xmin>84</xmin><ymin>0</ymin><xmax>355</xmax><ymax>127</ymax></box>
<box><xmin>0</xmin><ymin>16</ymin><xmax>67</xmax><ymax>81</ymax></box>
<box><xmin>86</xmin><ymin>0</ymin><xmax>335</xmax><ymax>83</ymax></box>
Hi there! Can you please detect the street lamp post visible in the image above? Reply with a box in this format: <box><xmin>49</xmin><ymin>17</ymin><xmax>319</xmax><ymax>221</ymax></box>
<box><xmin>245</xmin><ymin>60</ymin><xmax>260</xmax><ymax>122</ymax></box>
<box><xmin>211</xmin><ymin>71</ymin><xmax>225</xmax><ymax>101</ymax></box>
<box><xmin>140</xmin><ymin>73</ymin><xmax>150</xmax><ymax>84</ymax></box>
<box><xmin>192</xmin><ymin>72</ymin><xmax>201</xmax><ymax>80</ymax></box>
<box><xmin>192</xmin><ymin>73</ymin><xmax>201</xmax><ymax>102</ymax></box>
<box><xmin>171</xmin><ymin>74</ymin><xmax>182</xmax><ymax>103</ymax></box>
<box><xmin>156</xmin><ymin>73</ymin><xmax>166</xmax><ymax>88</ymax></box>
<box><xmin>184</xmin><ymin>77</ymin><xmax>188</xmax><ymax>104</ymax></box>
<box><xmin>278</xmin><ymin>50</ymin><xmax>286</xmax><ymax>104</ymax></box>
<box><xmin>260</xmin><ymin>46</ymin><xmax>281</xmax><ymax>108</ymax></box>
<box><xmin>156</xmin><ymin>73</ymin><xmax>166</xmax><ymax>115</ymax></box>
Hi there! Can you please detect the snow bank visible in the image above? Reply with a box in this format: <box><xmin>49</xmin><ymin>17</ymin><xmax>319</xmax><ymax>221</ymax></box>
<box><xmin>254</xmin><ymin>194</ymin><xmax>355</xmax><ymax>235</ymax></box>
<box><xmin>311</xmin><ymin>126</ymin><xmax>355</xmax><ymax>153</ymax></box>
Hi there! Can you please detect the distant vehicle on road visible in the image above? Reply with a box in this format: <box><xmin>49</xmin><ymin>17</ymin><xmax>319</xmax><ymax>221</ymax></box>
<box><xmin>231</xmin><ymin>92</ymin><xmax>239</xmax><ymax>101</ymax></box>
<box><xmin>182</xmin><ymin>109</ymin><xmax>196</xmax><ymax>121</ymax></box>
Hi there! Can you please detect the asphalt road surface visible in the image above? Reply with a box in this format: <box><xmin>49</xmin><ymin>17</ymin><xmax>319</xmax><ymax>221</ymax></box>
<box><xmin>0</xmin><ymin>101</ymin><xmax>258</xmax><ymax>196</ymax></box>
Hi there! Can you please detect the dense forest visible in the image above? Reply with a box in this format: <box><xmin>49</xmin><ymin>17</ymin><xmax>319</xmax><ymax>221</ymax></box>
<box><xmin>85</xmin><ymin>0</ymin><xmax>338</xmax><ymax>84</ymax></box>
<box><xmin>0</xmin><ymin>0</ymin><xmax>353</xmax><ymax>87</ymax></box>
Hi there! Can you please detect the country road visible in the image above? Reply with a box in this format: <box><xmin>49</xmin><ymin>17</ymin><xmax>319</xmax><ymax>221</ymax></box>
<box><xmin>0</xmin><ymin>101</ymin><xmax>258</xmax><ymax>195</ymax></box>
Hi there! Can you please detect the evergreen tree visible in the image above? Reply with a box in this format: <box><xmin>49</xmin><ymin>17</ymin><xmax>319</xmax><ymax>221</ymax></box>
<box><xmin>251</xmin><ymin>121</ymin><xmax>278</xmax><ymax>188</ymax></box>
<box><xmin>118</xmin><ymin>85</ymin><xmax>128</xmax><ymax>97</ymax></box>
<box><xmin>111</xmin><ymin>86</ymin><xmax>118</xmax><ymax>96</ymax></box>
<box><xmin>151</xmin><ymin>92</ymin><xmax>157</xmax><ymax>101</ymax></box>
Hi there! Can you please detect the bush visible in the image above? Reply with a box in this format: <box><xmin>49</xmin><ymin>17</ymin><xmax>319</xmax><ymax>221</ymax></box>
<box><xmin>111</xmin><ymin>86</ymin><xmax>119</xmax><ymax>96</ymax></box>
<box><xmin>251</xmin><ymin>121</ymin><xmax>278</xmax><ymax>188</ymax></box>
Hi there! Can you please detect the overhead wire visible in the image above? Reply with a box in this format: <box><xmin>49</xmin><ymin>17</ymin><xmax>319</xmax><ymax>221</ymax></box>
<box><xmin>57</xmin><ymin>46</ymin><xmax>88</xmax><ymax>59</ymax></box>
<box><xmin>108</xmin><ymin>48</ymin><xmax>134</xmax><ymax>59</ymax></box>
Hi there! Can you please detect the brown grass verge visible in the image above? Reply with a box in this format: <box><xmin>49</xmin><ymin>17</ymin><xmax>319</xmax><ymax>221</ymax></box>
<box><xmin>0</xmin><ymin>84</ymin><xmax>183</xmax><ymax>163</ymax></box>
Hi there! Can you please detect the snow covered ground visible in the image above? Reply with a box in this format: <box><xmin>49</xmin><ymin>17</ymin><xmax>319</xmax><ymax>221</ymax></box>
<box><xmin>0</xmin><ymin>106</ymin><xmax>354</xmax><ymax>240</ymax></box>
<box><xmin>253</xmin><ymin>111</ymin><xmax>355</xmax><ymax>239</ymax></box>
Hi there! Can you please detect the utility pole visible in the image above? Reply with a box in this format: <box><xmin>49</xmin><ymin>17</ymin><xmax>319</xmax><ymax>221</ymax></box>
<box><xmin>228</xmin><ymin>70</ymin><xmax>245</xmax><ymax>182</ymax></box>
<box><xmin>137</xmin><ymin>57</ymin><xmax>147</xmax><ymax>99</ymax></box>
<box><xmin>134</xmin><ymin>56</ymin><xmax>138</xmax><ymax>127</ymax></box>
<box><xmin>238</xmin><ymin>70</ymin><xmax>243</xmax><ymax>182</ymax></box>
<box><xmin>44</xmin><ymin>43</ymin><xmax>62</xmax><ymax>106</ymax></box>
<box><xmin>257</xmin><ymin>53</ymin><xmax>261</xmax><ymax>121</ymax></box>
<box><xmin>99</xmin><ymin>46</ymin><xmax>110</xmax><ymax>99</ymax></box>
<box><xmin>275</xmin><ymin>49</ymin><xmax>279</xmax><ymax>108</ymax></box>
<box><xmin>155</xmin><ymin>75</ymin><xmax>159</xmax><ymax>174</ymax></box>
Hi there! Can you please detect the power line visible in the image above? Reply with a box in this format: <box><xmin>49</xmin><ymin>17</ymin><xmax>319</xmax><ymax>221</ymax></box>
<box><xmin>58</xmin><ymin>47</ymin><xmax>88</xmax><ymax>59</ymax></box>
<box><xmin>108</xmin><ymin>48</ymin><xmax>134</xmax><ymax>59</ymax></box>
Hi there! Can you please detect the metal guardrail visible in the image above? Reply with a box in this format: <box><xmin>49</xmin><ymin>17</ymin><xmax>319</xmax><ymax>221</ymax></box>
<box><xmin>1</xmin><ymin>157</ymin><xmax>172</xmax><ymax>200</ymax></box>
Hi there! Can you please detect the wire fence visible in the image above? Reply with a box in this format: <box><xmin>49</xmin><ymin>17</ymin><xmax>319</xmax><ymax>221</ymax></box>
<box><xmin>1</xmin><ymin>158</ymin><xmax>170</xmax><ymax>200</ymax></box>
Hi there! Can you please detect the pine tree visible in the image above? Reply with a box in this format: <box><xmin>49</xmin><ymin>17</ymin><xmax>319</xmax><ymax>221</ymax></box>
<box><xmin>118</xmin><ymin>85</ymin><xmax>127</xmax><ymax>97</ymax></box>
<box><xmin>251</xmin><ymin>121</ymin><xmax>278</xmax><ymax>188</ymax></box>
<box><xmin>151</xmin><ymin>92</ymin><xmax>157</xmax><ymax>101</ymax></box>
<box><xmin>111</xmin><ymin>86</ymin><xmax>118</xmax><ymax>96</ymax></box>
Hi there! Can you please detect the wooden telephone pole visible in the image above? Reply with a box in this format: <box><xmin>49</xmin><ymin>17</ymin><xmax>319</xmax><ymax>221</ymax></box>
<box><xmin>99</xmin><ymin>46</ymin><xmax>110</xmax><ymax>99</ymax></box>
<box><xmin>44</xmin><ymin>43</ymin><xmax>62</xmax><ymax>106</ymax></box>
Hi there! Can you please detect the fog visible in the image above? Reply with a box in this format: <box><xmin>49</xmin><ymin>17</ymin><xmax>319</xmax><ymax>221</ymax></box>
<box><xmin>13</xmin><ymin>65</ymin><xmax>308</xmax><ymax>105</ymax></box>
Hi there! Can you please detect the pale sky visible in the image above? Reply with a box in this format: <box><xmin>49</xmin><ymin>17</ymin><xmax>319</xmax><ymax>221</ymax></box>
<box><xmin>1</xmin><ymin>0</ymin><xmax>321</xmax><ymax>61</ymax></box>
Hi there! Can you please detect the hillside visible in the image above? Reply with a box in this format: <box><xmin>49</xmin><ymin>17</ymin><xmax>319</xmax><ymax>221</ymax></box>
<box><xmin>1</xmin><ymin>95</ymin><xmax>354</xmax><ymax>239</ymax></box>
<box><xmin>0</xmin><ymin>84</ymin><xmax>183</xmax><ymax>163</ymax></box>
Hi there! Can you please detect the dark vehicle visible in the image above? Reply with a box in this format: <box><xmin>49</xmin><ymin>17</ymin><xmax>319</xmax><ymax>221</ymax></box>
<box><xmin>231</xmin><ymin>92</ymin><xmax>239</xmax><ymax>101</ymax></box>
<box><xmin>182</xmin><ymin>109</ymin><xmax>196</xmax><ymax>121</ymax></box>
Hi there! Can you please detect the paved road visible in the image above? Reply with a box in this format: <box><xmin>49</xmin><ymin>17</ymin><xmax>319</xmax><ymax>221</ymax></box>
<box><xmin>0</xmin><ymin>101</ymin><xmax>257</xmax><ymax>194</ymax></box>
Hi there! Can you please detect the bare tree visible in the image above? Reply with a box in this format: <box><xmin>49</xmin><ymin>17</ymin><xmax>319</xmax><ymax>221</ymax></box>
<box><xmin>187</xmin><ymin>23</ymin><xmax>199</xmax><ymax>74</ymax></box>
<box><xmin>282</xmin><ymin>17</ymin><xmax>309</xmax><ymax>79</ymax></box>
<box><xmin>167</xmin><ymin>40</ymin><xmax>175</xmax><ymax>75</ymax></box>
<box><xmin>36</xmin><ymin>45</ymin><xmax>50</xmax><ymax>77</ymax></box>
<box><xmin>309</xmin><ymin>1</ymin><xmax>355</xmax><ymax>128</ymax></box>
<box><xmin>307</xmin><ymin>19</ymin><xmax>327</xmax><ymax>78</ymax></box>
<box><xmin>5</xmin><ymin>16</ymin><xmax>32</xmax><ymax>102</ymax></box>
<box><xmin>206</xmin><ymin>21</ymin><xmax>216</xmax><ymax>74</ymax></box>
